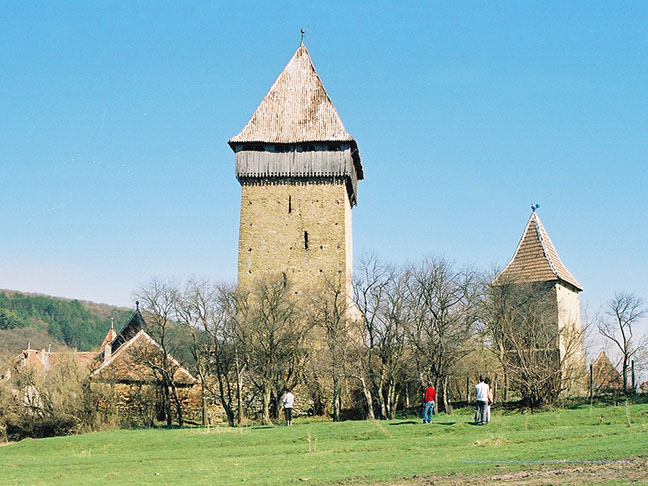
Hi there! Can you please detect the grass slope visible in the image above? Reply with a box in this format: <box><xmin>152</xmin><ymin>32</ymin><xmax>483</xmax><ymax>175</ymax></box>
<box><xmin>1</xmin><ymin>403</ymin><xmax>647</xmax><ymax>485</ymax></box>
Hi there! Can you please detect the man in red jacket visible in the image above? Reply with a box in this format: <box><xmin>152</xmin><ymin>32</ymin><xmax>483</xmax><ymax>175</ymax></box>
<box><xmin>423</xmin><ymin>384</ymin><xmax>436</xmax><ymax>423</ymax></box>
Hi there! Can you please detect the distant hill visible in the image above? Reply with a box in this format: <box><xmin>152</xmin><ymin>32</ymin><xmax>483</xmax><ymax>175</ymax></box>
<box><xmin>0</xmin><ymin>289</ymin><xmax>132</xmax><ymax>356</ymax></box>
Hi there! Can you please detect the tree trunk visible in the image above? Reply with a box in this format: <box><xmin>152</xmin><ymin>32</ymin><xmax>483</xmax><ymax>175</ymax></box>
<box><xmin>202</xmin><ymin>393</ymin><xmax>207</xmax><ymax>427</ymax></box>
<box><xmin>359</xmin><ymin>376</ymin><xmax>375</xmax><ymax>419</ymax></box>
<box><xmin>163</xmin><ymin>383</ymin><xmax>172</xmax><ymax>426</ymax></box>
<box><xmin>387</xmin><ymin>381</ymin><xmax>397</xmax><ymax>419</ymax></box>
<box><xmin>441</xmin><ymin>377</ymin><xmax>451</xmax><ymax>414</ymax></box>
<box><xmin>262</xmin><ymin>385</ymin><xmax>272</xmax><ymax>425</ymax></box>
<box><xmin>377</xmin><ymin>369</ymin><xmax>387</xmax><ymax>419</ymax></box>
<box><xmin>235</xmin><ymin>355</ymin><xmax>244</xmax><ymax>425</ymax></box>
<box><xmin>169</xmin><ymin>380</ymin><xmax>184</xmax><ymax>427</ymax></box>
<box><xmin>217</xmin><ymin>372</ymin><xmax>235</xmax><ymax>427</ymax></box>
<box><xmin>332</xmin><ymin>374</ymin><xmax>341</xmax><ymax>422</ymax></box>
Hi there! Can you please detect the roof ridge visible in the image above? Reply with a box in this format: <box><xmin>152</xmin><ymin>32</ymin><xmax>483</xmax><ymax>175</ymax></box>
<box><xmin>493</xmin><ymin>213</ymin><xmax>535</xmax><ymax>283</ymax></box>
<box><xmin>532</xmin><ymin>213</ymin><xmax>560</xmax><ymax>280</ymax></box>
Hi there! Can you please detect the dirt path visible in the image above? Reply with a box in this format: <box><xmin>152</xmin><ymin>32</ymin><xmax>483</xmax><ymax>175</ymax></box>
<box><xmin>372</xmin><ymin>457</ymin><xmax>648</xmax><ymax>485</ymax></box>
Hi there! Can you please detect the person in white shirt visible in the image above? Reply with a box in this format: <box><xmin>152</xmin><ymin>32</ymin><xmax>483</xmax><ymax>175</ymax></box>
<box><xmin>475</xmin><ymin>376</ymin><xmax>489</xmax><ymax>425</ymax></box>
<box><xmin>283</xmin><ymin>389</ymin><xmax>295</xmax><ymax>426</ymax></box>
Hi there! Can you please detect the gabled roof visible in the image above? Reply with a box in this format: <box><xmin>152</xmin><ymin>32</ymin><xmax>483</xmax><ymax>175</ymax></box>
<box><xmin>91</xmin><ymin>329</ymin><xmax>196</xmax><ymax>386</ymax></box>
<box><xmin>110</xmin><ymin>307</ymin><xmax>146</xmax><ymax>354</ymax></box>
<box><xmin>593</xmin><ymin>351</ymin><xmax>622</xmax><ymax>389</ymax></box>
<box><xmin>229</xmin><ymin>43</ymin><xmax>357</xmax><ymax>146</ymax></box>
<box><xmin>100</xmin><ymin>326</ymin><xmax>117</xmax><ymax>350</ymax></box>
<box><xmin>494</xmin><ymin>212</ymin><xmax>583</xmax><ymax>291</ymax></box>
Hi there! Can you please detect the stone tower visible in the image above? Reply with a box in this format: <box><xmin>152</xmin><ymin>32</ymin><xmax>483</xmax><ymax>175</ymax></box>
<box><xmin>494</xmin><ymin>209</ymin><xmax>585</xmax><ymax>390</ymax></box>
<box><xmin>229</xmin><ymin>42</ymin><xmax>363</xmax><ymax>295</ymax></box>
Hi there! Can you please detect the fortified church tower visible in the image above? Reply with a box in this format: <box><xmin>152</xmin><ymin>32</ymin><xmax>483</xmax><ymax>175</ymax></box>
<box><xmin>229</xmin><ymin>41</ymin><xmax>363</xmax><ymax>295</ymax></box>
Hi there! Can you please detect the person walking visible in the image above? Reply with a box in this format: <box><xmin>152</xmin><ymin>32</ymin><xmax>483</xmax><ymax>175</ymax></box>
<box><xmin>422</xmin><ymin>383</ymin><xmax>436</xmax><ymax>423</ymax></box>
<box><xmin>475</xmin><ymin>376</ymin><xmax>489</xmax><ymax>425</ymax></box>
<box><xmin>283</xmin><ymin>389</ymin><xmax>295</xmax><ymax>426</ymax></box>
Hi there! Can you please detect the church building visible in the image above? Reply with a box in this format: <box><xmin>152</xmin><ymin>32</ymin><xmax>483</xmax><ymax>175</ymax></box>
<box><xmin>229</xmin><ymin>40</ymin><xmax>363</xmax><ymax>296</ymax></box>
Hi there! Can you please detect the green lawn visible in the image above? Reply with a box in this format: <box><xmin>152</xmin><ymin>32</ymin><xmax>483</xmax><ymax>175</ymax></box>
<box><xmin>1</xmin><ymin>403</ymin><xmax>647</xmax><ymax>485</ymax></box>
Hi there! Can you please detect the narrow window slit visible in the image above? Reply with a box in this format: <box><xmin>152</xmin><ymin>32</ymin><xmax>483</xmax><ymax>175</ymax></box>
<box><xmin>304</xmin><ymin>231</ymin><xmax>309</xmax><ymax>250</ymax></box>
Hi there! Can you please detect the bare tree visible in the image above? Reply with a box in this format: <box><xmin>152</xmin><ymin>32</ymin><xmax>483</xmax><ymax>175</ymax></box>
<box><xmin>353</xmin><ymin>255</ymin><xmax>410</xmax><ymax>419</ymax></box>
<box><xmin>598</xmin><ymin>292</ymin><xmax>647</xmax><ymax>393</ymax></box>
<box><xmin>407</xmin><ymin>258</ymin><xmax>482</xmax><ymax>412</ymax></box>
<box><xmin>308</xmin><ymin>275</ymin><xmax>354</xmax><ymax>422</ymax></box>
<box><xmin>175</xmin><ymin>279</ymin><xmax>241</xmax><ymax>426</ymax></box>
<box><xmin>483</xmin><ymin>280</ymin><xmax>586</xmax><ymax>407</ymax></box>
<box><xmin>135</xmin><ymin>280</ymin><xmax>185</xmax><ymax>427</ymax></box>
<box><xmin>235</xmin><ymin>275</ymin><xmax>310</xmax><ymax>425</ymax></box>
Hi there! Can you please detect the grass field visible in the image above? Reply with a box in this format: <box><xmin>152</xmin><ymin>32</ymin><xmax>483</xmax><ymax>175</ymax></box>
<box><xmin>2</xmin><ymin>402</ymin><xmax>647</xmax><ymax>485</ymax></box>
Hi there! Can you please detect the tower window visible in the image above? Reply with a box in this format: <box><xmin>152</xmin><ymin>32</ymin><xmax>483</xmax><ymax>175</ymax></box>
<box><xmin>274</xmin><ymin>144</ymin><xmax>292</xmax><ymax>153</ymax></box>
<box><xmin>328</xmin><ymin>143</ymin><xmax>341</xmax><ymax>151</ymax></box>
<box><xmin>304</xmin><ymin>231</ymin><xmax>309</xmax><ymax>250</ymax></box>
<box><xmin>241</xmin><ymin>144</ymin><xmax>265</xmax><ymax>152</ymax></box>
<box><xmin>282</xmin><ymin>272</ymin><xmax>287</xmax><ymax>288</ymax></box>
<box><xmin>301</xmin><ymin>144</ymin><xmax>315</xmax><ymax>152</ymax></box>
<box><xmin>288</xmin><ymin>195</ymin><xmax>292</xmax><ymax>213</ymax></box>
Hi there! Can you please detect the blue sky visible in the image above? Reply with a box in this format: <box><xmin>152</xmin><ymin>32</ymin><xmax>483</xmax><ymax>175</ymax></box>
<box><xmin>1</xmin><ymin>1</ymin><xmax>646</xmax><ymax>333</ymax></box>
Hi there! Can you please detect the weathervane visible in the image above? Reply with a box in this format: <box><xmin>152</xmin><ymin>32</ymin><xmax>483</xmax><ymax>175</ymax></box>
<box><xmin>531</xmin><ymin>203</ymin><xmax>540</xmax><ymax>212</ymax></box>
<box><xmin>300</xmin><ymin>29</ymin><xmax>305</xmax><ymax>45</ymax></box>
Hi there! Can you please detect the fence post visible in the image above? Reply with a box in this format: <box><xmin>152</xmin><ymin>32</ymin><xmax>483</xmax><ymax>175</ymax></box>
<box><xmin>466</xmin><ymin>375</ymin><xmax>470</xmax><ymax>402</ymax></box>
<box><xmin>589</xmin><ymin>363</ymin><xmax>594</xmax><ymax>400</ymax></box>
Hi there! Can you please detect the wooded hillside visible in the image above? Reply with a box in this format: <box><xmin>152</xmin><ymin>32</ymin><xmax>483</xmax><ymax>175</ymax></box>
<box><xmin>0</xmin><ymin>290</ymin><xmax>131</xmax><ymax>355</ymax></box>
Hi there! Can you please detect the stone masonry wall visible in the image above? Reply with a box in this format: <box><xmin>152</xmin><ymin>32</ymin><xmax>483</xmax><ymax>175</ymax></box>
<box><xmin>237</xmin><ymin>180</ymin><xmax>353</xmax><ymax>295</ymax></box>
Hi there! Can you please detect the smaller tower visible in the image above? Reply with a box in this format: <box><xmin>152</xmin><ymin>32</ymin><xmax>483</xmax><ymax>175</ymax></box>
<box><xmin>494</xmin><ymin>209</ymin><xmax>585</xmax><ymax>392</ymax></box>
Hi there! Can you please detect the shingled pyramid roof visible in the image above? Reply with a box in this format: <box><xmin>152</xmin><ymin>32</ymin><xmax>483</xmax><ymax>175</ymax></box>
<box><xmin>494</xmin><ymin>212</ymin><xmax>583</xmax><ymax>291</ymax></box>
<box><xmin>229</xmin><ymin>43</ymin><xmax>357</xmax><ymax>146</ymax></box>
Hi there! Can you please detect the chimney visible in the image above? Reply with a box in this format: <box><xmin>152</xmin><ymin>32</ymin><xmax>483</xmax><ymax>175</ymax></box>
<box><xmin>104</xmin><ymin>343</ymin><xmax>112</xmax><ymax>364</ymax></box>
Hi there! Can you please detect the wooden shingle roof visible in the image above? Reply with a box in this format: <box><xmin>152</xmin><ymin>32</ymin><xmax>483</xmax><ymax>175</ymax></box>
<box><xmin>494</xmin><ymin>212</ymin><xmax>583</xmax><ymax>291</ymax></box>
<box><xmin>229</xmin><ymin>43</ymin><xmax>357</xmax><ymax>146</ymax></box>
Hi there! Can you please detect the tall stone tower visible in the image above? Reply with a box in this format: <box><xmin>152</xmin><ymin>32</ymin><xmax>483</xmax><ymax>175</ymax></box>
<box><xmin>494</xmin><ymin>209</ymin><xmax>585</xmax><ymax>391</ymax></box>
<box><xmin>229</xmin><ymin>42</ymin><xmax>363</xmax><ymax>295</ymax></box>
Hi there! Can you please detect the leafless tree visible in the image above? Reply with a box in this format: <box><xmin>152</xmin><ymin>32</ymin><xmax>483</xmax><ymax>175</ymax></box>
<box><xmin>135</xmin><ymin>280</ymin><xmax>185</xmax><ymax>427</ymax></box>
<box><xmin>353</xmin><ymin>255</ymin><xmax>410</xmax><ymax>419</ymax></box>
<box><xmin>407</xmin><ymin>258</ymin><xmax>482</xmax><ymax>412</ymax></box>
<box><xmin>483</xmin><ymin>280</ymin><xmax>586</xmax><ymax>407</ymax></box>
<box><xmin>235</xmin><ymin>275</ymin><xmax>310</xmax><ymax>425</ymax></box>
<box><xmin>598</xmin><ymin>292</ymin><xmax>647</xmax><ymax>393</ymax></box>
<box><xmin>175</xmin><ymin>279</ymin><xmax>241</xmax><ymax>426</ymax></box>
<box><xmin>308</xmin><ymin>275</ymin><xmax>354</xmax><ymax>422</ymax></box>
